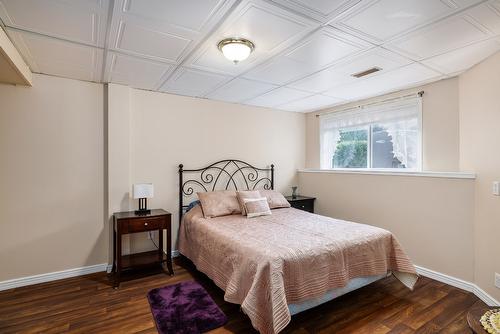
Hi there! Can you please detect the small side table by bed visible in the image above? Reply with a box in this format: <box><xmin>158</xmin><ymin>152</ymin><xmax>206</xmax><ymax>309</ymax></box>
<box><xmin>285</xmin><ymin>195</ymin><xmax>316</xmax><ymax>213</ymax></box>
<box><xmin>112</xmin><ymin>209</ymin><xmax>173</xmax><ymax>288</ymax></box>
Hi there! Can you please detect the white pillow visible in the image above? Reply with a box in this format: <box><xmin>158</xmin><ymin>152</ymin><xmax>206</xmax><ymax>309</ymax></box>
<box><xmin>243</xmin><ymin>197</ymin><xmax>272</xmax><ymax>218</ymax></box>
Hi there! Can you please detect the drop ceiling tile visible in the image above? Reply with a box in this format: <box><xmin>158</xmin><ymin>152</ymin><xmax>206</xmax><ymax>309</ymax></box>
<box><xmin>242</xmin><ymin>57</ymin><xmax>318</xmax><ymax>85</ymax></box>
<box><xmin>324</xmin><ymin>63</ymin><xmax>441</xmax><ymax>100</ymax></box>
<box><xmin>104</xmin><ymin>52</ymin><xmax>174</xmax><ymax>90</ymax></box>
<box><xmin>287</xmin><ymin>66</ymin><xmax>357</xmax><ymax>93</ymax></box>
<box><xmin>284</xmin><ymin>27</ymin><xmax>372</xmax><ymax>68</ymax></box>
<box><xmin>333</xmin><ymin>47</ymin><xmax>412</xmax><ymax>75</ymax></box>
<box><xmin>371</xmin><ymin>62</ymin><xmax>442</xmax><ymax>85</ymax></box>
<box><xmin>286</xmin><ymin>47</ymin><xmax>406</xmax><ymax>93</ymax></box>
<box><xmin>336</xmin><ymin>0</ymin><xmax>480</xmax><ymax>43</ymax></box>
<box><xmin>386</xmin><ymin>15</ymin><xmax>491</xmax><ymax>60</ymax></box>
<box><xmin>271</xmin><ymin>0</ymin><xmax>363</xmax><ymax>23</ymax></box>
<box><xmin>160</xmin><ymin>67</ymin><xmax>230</xmax><ymax>97</ymax></box>
<box><xmin>278</xmin><ymin>94</ymin><xmax>344</xmax><ymax>112</ymax></box>
<box><xmin>245</xmin><ymin>87</ymin><xmax>311</xmax><ymax>107</ymax></box>
<box><xmin>108</xmin><ymin>0</ymin><xmax>236</xmax><ymax>63</ymax></box>
<box><xmin>452</xmin><ymin>0</ymin><xmax>492</xmax><ymax>6</ymax></box>
<box><xmin>185</xmin><ymin>0</ymin><xmax>318</xmax><ymax>75</ymax></box>
<box><xmin>422</xmin><ymin>38</ymin><xmax>500</xmax><ymax>74</ymax></box>
<box><xmin>112</xmin><ymin>21</ymin><xmax>191</xmax><ymax>62</ymax></box>
<box><xmin>287</xmin><ymin>46</ymin><xmax>411</xmax><ymax>94</ymax></box>
<box><xmin>465</xmin><ymin>1</ymin><xmax>500</xmax><ymax>35</ymax></box>
<box><xmin>7</xmin><ymin>29</ymin><xmax>102</xmax><ymax>82</ymax></box>
<box><xmin>207</xmin><ymin>78</ymin><xmax>277</xmax><ymax>103</ymax></box>
<box><xmin>122</xmin><ymin>0</ymin><xmax>229</xmax><ymax>33</ymax></box>
<box><xmin>0</xmin><ymin>0</ymin><xmax>108</xmax><ymax>47</ymax></box>
<box><xmin>241</xmin><ymin>26</ymin><xmax>372</xmax><ymax>86</ymax></box>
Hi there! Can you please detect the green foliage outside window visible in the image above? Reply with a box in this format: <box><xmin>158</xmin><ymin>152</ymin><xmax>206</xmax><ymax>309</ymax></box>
<box><xmin>332</xmin><ymin>129</ymin><xmax>368</xmax><ymax>168</ymax></box>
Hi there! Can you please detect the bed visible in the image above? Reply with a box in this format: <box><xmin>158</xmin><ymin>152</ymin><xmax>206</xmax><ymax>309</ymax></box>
<box><xmin>177</xmin><ymin>160</ymin><xmax>418</xmax><ymax>334</ymax></box>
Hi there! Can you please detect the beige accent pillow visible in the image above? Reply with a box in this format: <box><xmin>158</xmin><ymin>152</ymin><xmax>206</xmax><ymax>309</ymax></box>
<box><xmin>243</xmin><ymin>197</ymin><xmax>272</xmax><ymax>218</ymax></box>
<box><xmin>236</xmin><ymin>190</ymin><xmax>261</xmax><ymax>215</ymax></box>
<box><xmin>259</xmin><ymin>190</ymin><xmax>291</xmax><ymax>209</ymax></box>
<box><xmin>197</xmin><ymin>190</ymin><xmax>241</xmax><ymax>218</ymax></box>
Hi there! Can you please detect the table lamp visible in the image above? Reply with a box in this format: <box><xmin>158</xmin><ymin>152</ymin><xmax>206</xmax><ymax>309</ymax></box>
<box><xmin>133</xmin><ymin>183</ymin><xmax>153</xmax><ymax>215</ymax></box>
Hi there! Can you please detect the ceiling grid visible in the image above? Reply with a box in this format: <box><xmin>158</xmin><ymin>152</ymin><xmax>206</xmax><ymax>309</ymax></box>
<box><xmin>0</xmin><ymin>0</ymin><xmax>498</xmax><ymax>112</ymax></box>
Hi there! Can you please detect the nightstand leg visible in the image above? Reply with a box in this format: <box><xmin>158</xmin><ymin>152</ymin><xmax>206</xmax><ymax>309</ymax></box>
<box><xmin>111</xmin><ymin>220</ymin><xmax>116</xmax><ymax>274</ymax></box>
<box><xmin>167</xmin><ymin>261</ymin><xmax>174</xmax><ymax>276</ymax></box>
<box><xmin>167</xmin><ymin>226</ymin><xmax>174</xmax><ymax>276</ymax></box>
<box><xmin>114</xmin><ymin>228</ymin><xmax>122</xmax><ymax>289</ymax></box>
<box><xmin>113</xmin><ymin>275</ymin><xmax>120</xmax><ymax>289</ymax></box>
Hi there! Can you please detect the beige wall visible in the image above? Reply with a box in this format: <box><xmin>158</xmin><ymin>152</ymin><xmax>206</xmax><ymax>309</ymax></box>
<box><xmin>305</xmin><ymin>78</ymin><xmax>460</xmax><ymax>171</ymax></box>
<box><xmin>125</xmin><ymin>88</ymin><xmax>305</xmax><ymax>251</ymax></box>
<box><xmin>0</xmin><ymin>75</ymin><xmax>305</xmax><ymax>281</ymax></box>
<box><xmin>0</xmin><ymin>74</ymin><xmax>106</xmax><ymax>281</ymax></box>
<box><xmin>459</xmin><ymin>52</ymin><xmax>500</xmax><ymax>302</ymax></box>
<box><xmin>298</xmin><ymin>172</ymin><xmax>475</xmax><ymax>281</ymax></box>
<box><xmin>302</xmin><ymin>52</ymin><xmax>500</xmax><ymax>301</ymax></box>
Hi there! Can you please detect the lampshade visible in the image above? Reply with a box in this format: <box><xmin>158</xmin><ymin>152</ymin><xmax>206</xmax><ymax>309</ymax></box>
<box><xmin>133</xmin><ymin>183</ymin><xmax>154</xmax><ymax>199</ymax></box>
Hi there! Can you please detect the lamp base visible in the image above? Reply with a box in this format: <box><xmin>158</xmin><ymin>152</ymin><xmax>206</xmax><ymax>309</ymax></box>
<box><xmin>134</xmin><ymin>209</ymin><xmax>151</xmax><ymax>215</ymax></box>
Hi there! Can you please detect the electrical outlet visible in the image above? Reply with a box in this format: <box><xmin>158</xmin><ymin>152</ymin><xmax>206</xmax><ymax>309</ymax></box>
<box><xmin>496</xmin><ymin>273</ymin><xmax>500</xmax><ymax>289</ymax></box>
<box><xmin>493</xmin><ymin>181</ymin><xmax>500</xmax><ymax>196</ymax></box>
<box><xmin>147</xmin><ymin>231</ymin><xmax>154</xmax><ymax>240</ymax></box>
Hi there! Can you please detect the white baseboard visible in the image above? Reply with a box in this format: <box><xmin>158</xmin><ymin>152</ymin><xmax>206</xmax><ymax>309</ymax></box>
<box><xmin>1</xmin><ymin>257</ymin><xmax>498</xmax><ymax>307</ymax></box>
<box><xmin>0</xmin><ymin>263</ymin><xmax>108</xmax><ymax>291</ymax></box>
<box><xmin>472</xmin><ymin>285</ymin><xmax>500</xmax><ymax>307</ymax></box>
<box><xmin>1</xmin><ymin>250</ymin><xmax>182</xmax><ymax>291</ymax></box>
<box><xmin>415</xmin><ymin>265</ymin><xmax>499</xmax><ymax>306</ymax></box>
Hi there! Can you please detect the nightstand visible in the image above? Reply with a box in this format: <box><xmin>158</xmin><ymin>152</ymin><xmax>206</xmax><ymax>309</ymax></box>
<box><xmin>285</xmin><ymin>195</ymin><xmax>316</xmax><ymax>213</ymax></box>
<box><xmin>112</xmin><ymin>209</ymin><xmax>173</xmax><ymax>288</ymax></box>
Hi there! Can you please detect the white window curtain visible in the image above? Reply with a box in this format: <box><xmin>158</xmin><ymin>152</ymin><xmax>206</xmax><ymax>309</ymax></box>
<box><xmin>319</xmin><ymin>96</ymin><xmax>422</xmax><ymax>169</ymax></box>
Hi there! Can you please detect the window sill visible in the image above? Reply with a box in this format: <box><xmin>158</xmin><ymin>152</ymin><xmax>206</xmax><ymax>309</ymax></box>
<box><xmin>298</xmin><ymin>168</ymin><xmax>476</xmax><ymax>179</ymax></box>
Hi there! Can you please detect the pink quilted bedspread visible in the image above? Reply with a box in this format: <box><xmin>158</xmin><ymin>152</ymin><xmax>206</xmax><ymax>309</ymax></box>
<box><xmin>179</xmin><ymin>206</ymin><xmax>417</xmax><ymax>334</ymax></box>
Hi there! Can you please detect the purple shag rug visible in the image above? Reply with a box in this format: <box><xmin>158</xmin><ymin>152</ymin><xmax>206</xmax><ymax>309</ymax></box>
<box><xmin>147</xmin><ymin>281</ymin><xmax>227</xmax><ymax>334</ymax></box>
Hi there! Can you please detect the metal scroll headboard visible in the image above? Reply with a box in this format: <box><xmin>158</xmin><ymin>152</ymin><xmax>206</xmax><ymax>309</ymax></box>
<box><xmin>178</xmin><ymin>160</ymin><xmax>274</xmax><ymax>224</ymax></box>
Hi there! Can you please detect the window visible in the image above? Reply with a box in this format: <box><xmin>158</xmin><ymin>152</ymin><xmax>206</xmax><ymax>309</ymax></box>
<box><xmin>320</xmin><ymin>96</ymin><xmax>422</xmax><ymax>170</ymax></box>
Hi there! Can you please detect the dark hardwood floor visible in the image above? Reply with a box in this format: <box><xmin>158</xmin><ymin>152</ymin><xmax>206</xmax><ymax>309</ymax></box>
<box><xmin>0</xmin><ymin>258</ymin><xmax>485</xmax><ymax>333</ymax></box>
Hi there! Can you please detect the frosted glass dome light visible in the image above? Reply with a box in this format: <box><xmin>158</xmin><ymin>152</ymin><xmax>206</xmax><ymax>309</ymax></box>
<box><xmin>218</xmin><ymin>38</ymin><xmax>255</xmax><ymax>64</ymax></box>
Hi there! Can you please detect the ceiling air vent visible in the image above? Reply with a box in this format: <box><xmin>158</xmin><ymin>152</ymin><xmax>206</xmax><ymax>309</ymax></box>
<box><xmin>351</xmin><ymin>67</ymin><xmax>382</xmax><ymax>78</ymax></box>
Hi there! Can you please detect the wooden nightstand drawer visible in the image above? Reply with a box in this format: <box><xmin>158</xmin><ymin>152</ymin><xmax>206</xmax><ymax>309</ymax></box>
<box><xmin>127</xmin><ymin>217</ymin><xmax>164</xmax><ymax>233</ymax></box>
<box><xmin>290</xmin><ymin>200</ymin><xmax>313</xmax><ymax>212</ymax></box>
<box><xmin>285</xmin><ymin>195</ymin><xmax>316</xmax><ymax>213</ymax></box>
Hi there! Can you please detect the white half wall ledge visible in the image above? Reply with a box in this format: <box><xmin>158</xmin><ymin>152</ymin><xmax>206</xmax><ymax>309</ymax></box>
<box><xmin>0</xmin><ymin>253</ymin><xmax>497</xmax><ymax>307</ymax></box>
<box><xmin>298</xmin><ymin>169</ymin><xmax>476</xmax><ymax>179</ymax></box>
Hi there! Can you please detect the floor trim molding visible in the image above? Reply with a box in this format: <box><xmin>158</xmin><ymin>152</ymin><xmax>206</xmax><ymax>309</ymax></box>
<box><xmin>0</xmin><ymin>251</ymin><xmax>182</xmax><ymax>291</ymax></box>
<box><xmin>415</xmin><ymin>265</ymin><xmax>499</xmax><ymax>306</ymax></box>
<box><xmin>0</xmin><ymin>263</ymin><xmax>108</xmax><ymax>291</ymax></box>
<box><xmin>1</xmin><ymin>258</ymin><xmax>498</xmax><ymax>307</ymax></box>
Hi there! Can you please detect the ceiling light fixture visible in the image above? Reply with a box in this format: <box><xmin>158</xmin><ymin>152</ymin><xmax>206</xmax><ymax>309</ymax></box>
<box><xmin>217</xmin><ymin>38</ymin><xmax>255</xmax><ymax>64</ymax></box>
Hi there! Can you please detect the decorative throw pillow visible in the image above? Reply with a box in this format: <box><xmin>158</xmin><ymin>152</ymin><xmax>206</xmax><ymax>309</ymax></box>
<box><xmin>236</xmin><ymin>190</ymin><xmax>261</xmax><ymax>215</ymax></box>
<box><xmin>259</xmin><ymin>190</ymin><xmax>291</xmax><ymax>209</ymax></box>
<box><xmin>197</xmin><ymin>190</ymin><xmax>241</xmax><ymax>218</ymax></box>
<box><xmin>243</xmin><ymin>197</ymin><xmax>272</xmax><ymax>218</ymax></box>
